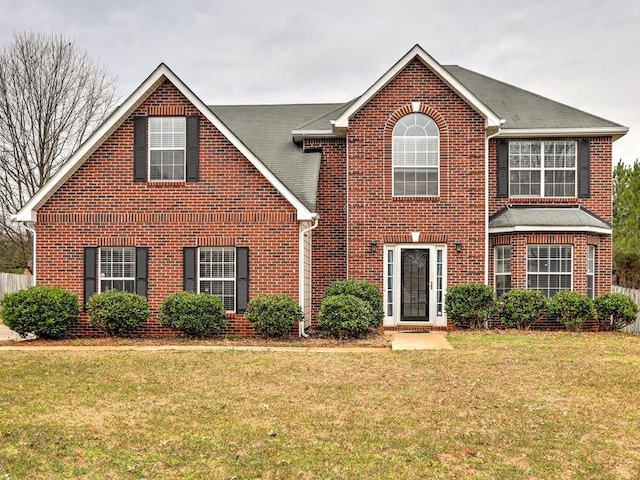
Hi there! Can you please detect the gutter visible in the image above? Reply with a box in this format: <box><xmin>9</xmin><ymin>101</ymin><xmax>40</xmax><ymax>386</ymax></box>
<box><xmin>299</xmin><ymin>215</ymin><xmax>319</xmax><ymax>337</ymax></box>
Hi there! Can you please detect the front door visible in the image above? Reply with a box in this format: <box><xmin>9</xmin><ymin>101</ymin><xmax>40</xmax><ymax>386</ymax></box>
<box><xmin>401</xmin><ymin>249</ymin><xmax>429</xmax><ymax>321</ymax></box>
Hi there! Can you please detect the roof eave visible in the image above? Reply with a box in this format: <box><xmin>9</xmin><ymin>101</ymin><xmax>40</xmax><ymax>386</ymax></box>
<box><xmin>489</xmin><ymin>225</ymin><xmax>612</xmax><ymax>235</ymax></box>
<box><xmin>497</xmin><ymin>127</ymin><xmax>629</xmax><ymax>141</ymax></box>
<box><xmin>333</xmin><ymin>44</ymin><xmax>503</xmax><ymax>130</ymax></box>
<box><xmin>291</xmin><ymin>129</ymin><xmax>339</xmax><ymax>144</ymax></box>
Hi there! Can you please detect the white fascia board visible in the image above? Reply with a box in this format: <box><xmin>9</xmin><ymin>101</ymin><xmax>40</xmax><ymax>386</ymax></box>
<box><xmin>489</xmin><ymin>225</ymin><xmax>612</xmax><ymax>235</ymax></box>
<box><xmin>14</xmin><ymin>63</ymin><xmax>314</xmax><ymax>222</ymax></box>
<box><xmin>333</xmin><ymin>44</ymin><xmax>503</xmax><ymax>130</ymax></box>
<box><xmin>498</xmin><ymin>127</ymin><xmax>629</xmax><ymax>141</ymax></box>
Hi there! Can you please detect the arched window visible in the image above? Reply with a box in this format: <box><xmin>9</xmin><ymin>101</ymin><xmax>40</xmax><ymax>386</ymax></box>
<box><xmin>392</xmin><ymin>113</ymin><xmax>439</xmax><ymax>196</ymax></box>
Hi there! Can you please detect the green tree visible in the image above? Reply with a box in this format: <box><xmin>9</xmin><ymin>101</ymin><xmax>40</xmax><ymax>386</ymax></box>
<box><xmin>613</xmin><ymin>160</ymin><xmax>640</xmax><ymax>288</ymax></box>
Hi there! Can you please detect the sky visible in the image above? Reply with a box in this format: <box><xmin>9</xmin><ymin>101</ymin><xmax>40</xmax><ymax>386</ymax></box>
<box><xmin>1</xmin><ymin>0</ymin><xmax>638</xmax><ymax>163</ymax></box>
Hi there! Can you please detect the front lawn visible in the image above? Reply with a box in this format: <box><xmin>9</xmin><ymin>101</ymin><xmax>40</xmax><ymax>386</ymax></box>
<box><xmin>1</xmin><ymin>332</ymin><xmax>639</xmax><ymax>479</ymax></box>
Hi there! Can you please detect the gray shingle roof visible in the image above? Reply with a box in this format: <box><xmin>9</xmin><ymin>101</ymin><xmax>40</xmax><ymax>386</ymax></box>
<box><xmin>210</xmin><ymin>103</ymin><xmax>343</xmax><ymax>211</ymax></box>
<box><xmin>443</xmin><ymin>65</ymin><xmax>626</xmax><ymax>131</ymax></box>
<box><xmin>489</xmin><ymin>207</ymin><xmax>611</xmax><ymax>232</ymax></box>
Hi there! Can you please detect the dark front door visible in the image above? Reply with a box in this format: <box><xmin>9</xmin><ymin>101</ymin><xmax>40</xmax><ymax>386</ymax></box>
<box><xmin>401</xmin><ymin>249</ymin><xmax>429</xmax><ymax>321</ymax></box>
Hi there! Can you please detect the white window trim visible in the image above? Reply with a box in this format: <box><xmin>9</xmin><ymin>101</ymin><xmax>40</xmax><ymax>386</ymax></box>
<box><xmin>98</xmin><ymin>246</ymin><xmax>136</xmax><ymax>293</ymax></box>
<box><xmin>392</xmin><ymin>113</ymin><xmax>440</xmax><ymax>197</ymax></box>
<box><xmin>197</xmin><ymin>246</ymin><xmax>236</xmax><ymax>312</ymax></box>
<box><xmin>586</xmin><ymin>245</ymin><xmax>595</xmax><ymax>299</ymax></box>
<box><xmin>494</xmin><ymin>245</ymin><xmax>511</xmax><ymax>297</ymax></box>
<box><xmin>148</xmin><ymin>116</ymin><xmax>186</xmax><ymax>182</ymax></box>
<box><xmin>383</xmin><ymin>243</ymin><xmax>447</xmax><ymax>327</ymax></box>
<box><xmin>526</xmin><ymin>244</ymin><xmax>573</xmax><ymax>296</ymax></box>
<box><xmin>509</xmin><ymin>140</ymin><xmax>577</xmax><ymax>198</ymax></box>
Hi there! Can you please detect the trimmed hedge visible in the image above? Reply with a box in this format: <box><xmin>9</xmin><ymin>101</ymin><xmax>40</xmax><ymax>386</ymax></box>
<box><xmin>245</xmin><ymin>294</ymin><xmax>301</xmax><ymax>337</ymax></box>
<box><xmin>547</xmin><ymin>291</ymin><xmax>595</xmax><ymax>331</ymax></box>
<box><xmin>87</xmin><ymin>289</ymin><xmax>150</xmax><ymax>336</ymax></box>
<box><xmin>445</xmin><ymin>283</ymin><xmax>496</xmax><ymax>328</ymax></box>
<box><xmin>324</xmin><ymin>279</ymin><xmax>383</xmax><ymax>328</ymax></box>
<box><xmin>159</xmin><ymin>292</ymin><xmax>227</xmax><ymax>336</ymax></box>
<box><xmin>499</xmin><ymin>289</ymin><xmax>548</xmax><ymax>330</ymax></box>
<box><xmin>318</xmin><ymin>294</ymin><xmax>371</xmax><ymax>338</ymax></box>
<box><xmin>594</xmin><ymin>292</ymin><xmax>638</xmax><ymax>331</ymax></box>
<box><xmin>0</xmin><ymin>285</ymin><xmax>78</xmax><ymax>338</ymax></box>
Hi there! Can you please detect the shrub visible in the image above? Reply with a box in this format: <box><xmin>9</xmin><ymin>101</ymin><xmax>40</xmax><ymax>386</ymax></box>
<box><xmin>324</xmin><ymin>279</ymin><xmax>383</xmax><ymax>328</ymax></box>
<box><xmin>547</xmin><ymin>291</ymin><xmax>595</xmax><ymax>331</ymax></box>
<box><xmin>499</xmin><ymin>289</ymin><xmax>548</xmax><ymax>330</ymax></box>
<box><xmin>87</xmin><ymin>289</ymin><xmax>150</xmax><ymax>336</ymax></box>
<box><xmin>245</xmin><ymin>294</ymin><xmax>301</xmax><ymax>337</ymax></box>
<box><xmin>0</xmin><ymin>285</ymin><xmax>78</xmax><ymax>338</ymax></box>
<box><xmin>159</xmin><ymin>291</ymin><xmax>227</xmax><ymax>336</ymax></box>
<box><xmin>594</xmin><ymin>293</ymin><xmax>639</xmax><ymax>331</ymax></box>
<box><xmin>444</xmin><ymin>283</ymin><xmax>496</xmax><ymax>328</ymax></box>
<box><xmin>318</xmin><ymin>294</ymin><xmax>371</xmax><ymax>338</ymax></box>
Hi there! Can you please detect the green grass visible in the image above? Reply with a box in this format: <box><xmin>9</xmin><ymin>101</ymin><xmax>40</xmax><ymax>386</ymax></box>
<box><xmin>1</xmin><ymin>332</ymin><xmax>639</xmax><ymax>479</ymax></box>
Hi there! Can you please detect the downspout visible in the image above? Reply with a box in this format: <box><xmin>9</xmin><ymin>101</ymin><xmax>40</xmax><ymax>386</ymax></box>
<box><xmin>299</xmin><ymin>214</ymin><xmax>319</xmax><ymax>337</ymax></box>
<box><xmin>23</xmin><ymin>223</ymin><xmax>37</xmax><ymax>286</ymax></box>
<box><xmin>485</xmin><ymin>126</ymin><xmax>503</xmax><ymax>285</ymax></box>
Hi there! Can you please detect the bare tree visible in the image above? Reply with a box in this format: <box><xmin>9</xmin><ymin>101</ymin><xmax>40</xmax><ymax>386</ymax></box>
<box><xmin>0</xmin><ymin>31</ymin><xmax>118</xmax><ymax>271</ymax></box>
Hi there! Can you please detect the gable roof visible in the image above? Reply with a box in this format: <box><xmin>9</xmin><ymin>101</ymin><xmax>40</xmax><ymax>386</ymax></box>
<box><xmin>333</xmin><ymin>44</ymin><xmax>503</xmax><ymax>132</ymax></box>
<box><xmin>489</xmin><ymin>206</ymin><xmax>611</xmax><ymax>234</ymax></box>
<box><xmin>14</xmin><ymin>64</ymin><xmax>317</xmax><ymax>223</ymax></box>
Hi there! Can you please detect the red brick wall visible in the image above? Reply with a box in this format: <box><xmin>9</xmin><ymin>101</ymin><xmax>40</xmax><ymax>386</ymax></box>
<box><xmin>36</xmin><ymin>80</ymin><xmax>300</xmax><ymax>336</ymax></box>
<box><xmin>344</xmin><ymin>59</ymin><xmax>487</xmax><ymax>288</ymax></box>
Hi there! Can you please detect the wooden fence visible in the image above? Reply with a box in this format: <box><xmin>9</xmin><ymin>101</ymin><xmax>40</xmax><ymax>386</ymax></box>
<box><xmin>612</xmin><ymin>285</ymin><xmax>640</xmax><ymax>335</ymax></box>
<box><xmin>0</xmin><ymin>272</ymin><xmax>32</xmax><ymax>303</ymax></box>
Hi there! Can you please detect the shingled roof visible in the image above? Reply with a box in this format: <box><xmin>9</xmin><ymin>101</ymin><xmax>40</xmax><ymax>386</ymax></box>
<box><xmin>489</xmin><ymin>206</ymin><xmax>611</xmax><ymax>234</ymax></box>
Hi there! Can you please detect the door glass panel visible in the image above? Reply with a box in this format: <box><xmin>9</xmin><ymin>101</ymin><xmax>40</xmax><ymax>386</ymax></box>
<box><xmin>401</xmin><ymin>249</ymin><xmax>429</xmax><ymax>321</ymax></box>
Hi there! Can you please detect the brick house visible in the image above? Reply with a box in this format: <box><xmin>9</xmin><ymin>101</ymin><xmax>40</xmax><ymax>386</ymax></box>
<box><xmin>14</xmin><ymin>45</ymin><xmax>627</xmax><ymax>335</ymax></box>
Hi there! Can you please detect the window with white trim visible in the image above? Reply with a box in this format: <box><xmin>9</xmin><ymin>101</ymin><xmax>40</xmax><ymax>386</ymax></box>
<box><xmin>509</xmin><ymin>141</ymin><xmax>576</xmax><ymax>197</ymax></box>
<box><xmin>99</xmin><ymin>247</ymin><xmax>135</xmax><ymax>293</ymax></box>
<box><xmin>149</xmin><ymin>117</ymin><xmax>186</xmax><ymax>181</ymax></box>
<box><xmin>392</xmin><ymin>113</ymin><xmax>439</xmax><ymax>196</ymax></box>
<box><xmin>527</xmin><ymin>245</ymin><xmax>572</xmax><ymax>297</ymax></box>
<box><xmin>586</xmin><ymin>245</ymin><xmax>595</xmax><ymax>299</ymax></box>
<box><xmin>494</xmin><ymin>246</ymin><xmax>511</xmax><ymax>297</ymax></box>
<box><xmin>199</xmin><ymin>247</ymin><xmax>236</xmax><ymax>311</ymax></box>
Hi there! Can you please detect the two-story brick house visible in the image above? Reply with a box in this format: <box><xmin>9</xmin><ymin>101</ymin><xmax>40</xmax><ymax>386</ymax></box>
<box><xmin>14</xmin><ymin>45</ymin><xmax>627</xmax><ymax>335</ymax></box>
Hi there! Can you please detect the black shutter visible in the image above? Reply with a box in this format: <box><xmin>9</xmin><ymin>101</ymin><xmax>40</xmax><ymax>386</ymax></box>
<box><xmin>183</xmin><ymin>247</ymin><xmax>197</xmax><ymax>292</ymax></box>
<box><xmin>186</xmin><ymin>116</ymin><xmax>199</xmax><ymax>182</ymax></box>
<box><xmin>83</xmin><ymin>247</ymin><xmax>97</xmax><ymax>307</ymax></box>
<box><xmin>134</xmin><ymin>116</ymin><xmax>148</xmax><ymax>182</ymax></box>
<box><xmin>135</xmin><ymin>247</ymin><xmax>148</xmax><ymax>297</ymax></box>
<box><xmin>236</xmin><ymin>247</ymin><xmax>249</xmax><ymax>314</ymax></box>
<box><xmin>497</xmin><ymin>139</ymin><xmax>509</xmax><ymax>198</ymax></box>
<box><xmin>578</xmin><ymin>139</ymin><xmax>591</xmax><ymax>198</ymax></box>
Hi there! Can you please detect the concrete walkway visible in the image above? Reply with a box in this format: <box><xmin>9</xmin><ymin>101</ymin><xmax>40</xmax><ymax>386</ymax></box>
<box><xmin>0</xmin><ymin>325</ymin><xmax>452</xmax><ymax>352</ymax></box>
<box><xmin>391</xmin><ymin>331</ymin><xmax>453</xmax><ymax>351</ymax></box>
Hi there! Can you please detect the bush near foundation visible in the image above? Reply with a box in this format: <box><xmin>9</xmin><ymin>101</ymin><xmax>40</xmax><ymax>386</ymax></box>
<box><xmin>324</xmin><ymin>279</ymin><xmax>383</xmax><ymax>328</ymax></box>
<box><xmin>159</xmin><ymin>292</ymin><xmax>227</xmax><ymax>336</ymax></box>
<box><xmin>87</xmin><ymin>289</ymin><xmax>150</xmax><ymax>336</ymax></box>
<box><xmin>245</xmin><ymin>294</ymin><xmax>301</xmax><ymax>337</ymax></box>
<box><xmin>318</xmin><ymin>294</ymin><xmax>371</xmax><ymax>338</ymax></box>
<box><xmin>0</xmin><ymin>285</ymin><xmax>78</xmax><ymax>338</ymax></box>
<box><xmin>499</xmin><ymin>289</ymin><xmax>548</xmax><ymax>330</ymax></box>
<box><xmin>547</xmin><ymin>291</ymin><xmax>595</xmax><ymax>331</ymax></box>
<box><xmin>445</xmin><ymin>283</ymin><xmax>496</xmax><ymax>328</ymax></box>
<box><xmin>594</xmin><ymin>292</ymin><xmax>638</xmax><ymax>331</ymax></box>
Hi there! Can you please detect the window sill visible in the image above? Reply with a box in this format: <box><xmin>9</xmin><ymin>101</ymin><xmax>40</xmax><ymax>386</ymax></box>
<box><xmin>392</xmin><ymin>196</ymin><xmax>440</xmax><ymax>202</ymax></box>
<box><xmin>147</xmin><ymin>181</ymin><xmax>187</xmax><ymax>188</ymax></box>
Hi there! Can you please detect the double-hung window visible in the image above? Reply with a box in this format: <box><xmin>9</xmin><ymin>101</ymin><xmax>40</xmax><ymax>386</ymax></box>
<box><xmin>392</xmin><ymin>113</ymin><xmax>439</xmax><ymax>196</ymax></box>
<box><xmin>527</xmin><ymin>245</ymin><xmax>572</xmax><ymax>297</ymax></box>
<box><xmin>99</xmin><ymin>247</ymin><xmax>136</xmax><ymax>293</ymax></box>
<box><xmin>149</xmin><ymin>117</ymin><xmax>186</xmax><ymax>181</ymax></box>
<box><xmin>494</xmin><ymin>246</ymin><xmax>511</xmax><ymax>297</ymax></box>
<box><xmin>586</xmin><ymin>246</ymin><xmax>595</xmax><ymax>299</ymax></box>
<box><xmin>199</xmin><ymin>247</ymin><xmax>236</xmax><ymax>311</ymax></box>
<box><xmin>509</xmin><ymin>141</ymin><xmax>576</xmax><ymax>197</ymax></box>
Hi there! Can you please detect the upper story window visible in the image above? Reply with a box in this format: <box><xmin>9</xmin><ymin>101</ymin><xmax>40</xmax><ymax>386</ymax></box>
<box><xmin>149</xmin><ymin>117</ymin><xmax>186</xmax><ymax>181</ymax></box>
<box><xmin>509</xmin><ymin>141</ymin><xmax>576</xmax><ymax>197</ymax></box>
<box><xmin>392</xmin><ymin>113</ymin><xmax>439</xmax><ymax>196</ymax></box>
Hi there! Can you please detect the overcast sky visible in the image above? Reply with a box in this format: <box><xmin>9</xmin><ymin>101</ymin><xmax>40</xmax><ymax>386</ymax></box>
<box><xmin>1</xmin><ymin>0</ymin><xmax>638</xmax><ymax>163</ymax></box>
